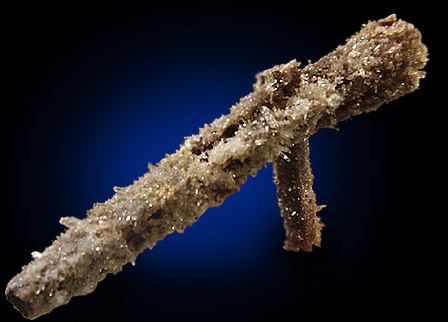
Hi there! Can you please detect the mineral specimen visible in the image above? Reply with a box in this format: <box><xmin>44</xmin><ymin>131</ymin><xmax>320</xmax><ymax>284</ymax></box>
<box><xmin>5</xmin><ymin>14</ymin><xmax>427</xmax><ymax>319</ymax></box>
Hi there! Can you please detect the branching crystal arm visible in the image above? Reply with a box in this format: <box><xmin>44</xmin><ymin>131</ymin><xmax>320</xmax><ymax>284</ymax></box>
<box><xmin>5</xmin><ymin>15</ymin><xmax>427</xmax><ymax>319</ymax></box>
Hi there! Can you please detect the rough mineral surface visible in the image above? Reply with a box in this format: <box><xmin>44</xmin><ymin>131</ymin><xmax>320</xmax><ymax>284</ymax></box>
<box><xmin>5</xmin><ymin>14</ymin><xmax>427</xmax><ymax>319</ymax></box>
<box><xmin>273</xmin><ymin>139</ymin><xmax>325</xmax><ymax>252</ymax></box>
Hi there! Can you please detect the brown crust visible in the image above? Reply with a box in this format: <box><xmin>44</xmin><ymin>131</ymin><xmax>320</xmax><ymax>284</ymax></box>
<box><xmin>5</xmin><ymin>14</ymin><xmax>427</xmax><ymax>319</ymax></box>
<box><xmin>274</xmin><ymin>139</ymin><xmax>324</xmax><ymax>252</ymax></box>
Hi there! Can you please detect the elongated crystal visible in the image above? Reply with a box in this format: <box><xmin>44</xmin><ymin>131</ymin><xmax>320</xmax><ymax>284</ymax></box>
<box><xmin>5</xmin><ymin>15</ymin><xmax>427</xmax><ymax>319</ymax></box>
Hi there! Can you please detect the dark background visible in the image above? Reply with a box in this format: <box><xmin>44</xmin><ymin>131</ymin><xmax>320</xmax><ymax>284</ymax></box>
<box><xmin>1</xmin><ymin>2</ymin><xmax>442</xmax><ymax>321</ymax></box>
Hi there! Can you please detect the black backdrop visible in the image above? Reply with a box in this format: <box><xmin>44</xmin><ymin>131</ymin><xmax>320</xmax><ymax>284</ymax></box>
<box><xmin>2</xmin><ymin>2</ymin><xmax>442</xmax><ymax>321</ymax></box>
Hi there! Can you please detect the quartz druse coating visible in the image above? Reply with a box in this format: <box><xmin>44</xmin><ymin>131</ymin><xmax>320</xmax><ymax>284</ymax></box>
<box><xmin>5</xmin><ymin>15</ymin><xmax>427</xmax><ymax>319</ymax></box>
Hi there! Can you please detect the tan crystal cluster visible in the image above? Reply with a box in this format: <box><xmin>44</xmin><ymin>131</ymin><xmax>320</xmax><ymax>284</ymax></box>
<box><xmin>5</xmin><ymin>15</ymin><xmax>427</xmax><ymax>319</ymax></box>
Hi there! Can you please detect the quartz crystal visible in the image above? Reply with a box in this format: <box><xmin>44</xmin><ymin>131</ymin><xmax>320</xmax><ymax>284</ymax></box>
<box><xmin>5</xmin><ymin>15</ymin><xmax>427</xmax><ymax>319</ymax></box>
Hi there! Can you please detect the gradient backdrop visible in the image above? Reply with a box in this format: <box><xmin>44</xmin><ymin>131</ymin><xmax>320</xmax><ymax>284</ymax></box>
<box><xmin>2</xmin><ymin>3</ymin><xmax>440</xmax><ymax>322</ymax></box>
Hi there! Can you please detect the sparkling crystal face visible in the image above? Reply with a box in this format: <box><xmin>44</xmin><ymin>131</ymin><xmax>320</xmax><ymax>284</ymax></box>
<box><xmin>5</xmin><ymin>15</ymin><xmax>427</xmax><ymax>320</ymax></box>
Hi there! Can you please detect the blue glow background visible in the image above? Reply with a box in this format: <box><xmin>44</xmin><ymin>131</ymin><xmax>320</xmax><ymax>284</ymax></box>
<box><xmin>2</xmin><ymin>3</ymin><xmax>440</xmax><ymax>322</ymax></box>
